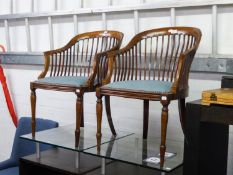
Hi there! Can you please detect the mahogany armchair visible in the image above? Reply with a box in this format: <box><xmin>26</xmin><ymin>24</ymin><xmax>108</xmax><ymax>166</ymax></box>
<box><xmin>30</xmin><ymin>30</ymin><xmax>123</xmax><ymax>145</ymax></box>
<box><xmin>96</xmin><ymin>27</ymin><xmax>201</xmax><ymax>167</ymax></box>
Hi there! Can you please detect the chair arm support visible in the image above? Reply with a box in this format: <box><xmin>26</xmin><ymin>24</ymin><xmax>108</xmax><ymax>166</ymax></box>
<box><xmin>87</xmin><ymin>52</ymin><xmax>105</xmax><ymax>87</ymax></box>
<box><xmin>98</xmin><ymin>47</ymin><xmax>138</xmax><ymax>86</ymax></box>
<box><xmin>88</xmin><ymin>50</ymin><xmax>114</xmax><ymax>87</ymax></box>
<box><xmin>39</xmin><ymin>46</ymin><xmax>73</xmax><ymax>79</ymax></box>
<box><xmin>88</xmin><ymin>45</ymin><xmax>122</xmax><ymax>87</ymax></box>
<box><xmin>172</xmin><ymin>48</ymin><xmax>197</xmax><ymax>94</ymax></box>
<box><xmin>101</xmin><ymin>53</ymin><xmax>115</xmax><ymax>86</ymax></box>
<box><xmin>38</xmin><ymin>54</ymin><xmax>50</xmax><ymax>79</ymax></box>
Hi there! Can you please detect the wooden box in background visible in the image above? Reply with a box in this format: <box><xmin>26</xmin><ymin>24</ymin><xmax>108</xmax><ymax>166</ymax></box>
<box><xmin>202</xmin><ymin>88</ymin><xmax>233</xmax><ymax>106</ymax></box>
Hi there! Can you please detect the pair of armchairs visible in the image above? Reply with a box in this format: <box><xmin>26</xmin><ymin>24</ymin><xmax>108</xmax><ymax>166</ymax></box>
<box><xmin>30</xmin><ymin>27</ymin><xmax>202</xmax><ymax>167</ymax></box>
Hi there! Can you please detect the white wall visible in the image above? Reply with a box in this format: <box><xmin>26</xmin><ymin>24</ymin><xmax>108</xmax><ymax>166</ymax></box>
<box><xmin>0</xmin><ymin>0</ymin><xmax>232</xmax><ymax>55</ymax></box>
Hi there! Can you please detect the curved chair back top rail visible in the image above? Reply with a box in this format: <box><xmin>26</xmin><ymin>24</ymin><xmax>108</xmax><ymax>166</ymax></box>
<box><xmin>39</xmin><ymin>30</ymin><xmax>124</xmax><ymax>86</ymax></box>
<box><xmin>103</xmin><ymin>27</ymin><xmax>201</xmax><ymax>95</ymax></box>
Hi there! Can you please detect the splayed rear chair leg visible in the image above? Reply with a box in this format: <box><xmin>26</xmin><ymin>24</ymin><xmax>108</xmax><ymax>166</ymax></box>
<box><xmin>143</xmin><ymin>99</ymin><xmax>149</xmax><ymax>139</ymax></box>
<box><xmin>105</xmin><ymin>96</ymin><xmax>116</xmax><ymax>135</ymax></box>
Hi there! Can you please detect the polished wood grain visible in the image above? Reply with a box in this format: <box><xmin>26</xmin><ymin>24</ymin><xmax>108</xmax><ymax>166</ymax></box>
<box><xmin>30</xmin><ymin>30</ymin><xmax>123</xmax><ymax>146</ymax></box>
<box><xmin>202</xmin><ymin>88</ymin><xmax>233</xmax><ymax>106</ymax></box>
<box><xmin>96</xmin><ymin>27</ymin><xmax>202</xmax><ymax>167</ymax></box>
<box><xmin>105</xmin><ymin>95</ymin><xmax>116</xmax><ymax>135</ymax></box>
<box><xmin>30</xmin><ymin>89</ymin><xmax>36</xmax><ymax>138</ymax></box>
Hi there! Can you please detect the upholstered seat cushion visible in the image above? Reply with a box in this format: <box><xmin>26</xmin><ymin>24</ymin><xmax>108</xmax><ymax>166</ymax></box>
<box><xmin>34</xmin><ymin>76</ymin><xmax>89</xmax><ymax>87</ymax></box>
<box><xmin>0</xmin><ymin>167</ymin><xmax>18</xmax><ymax>175</ymax></box>
<box><xmin>103</xmin><ymin>80</ymin><xmax>173</xmax><ymax>93</ymax></box>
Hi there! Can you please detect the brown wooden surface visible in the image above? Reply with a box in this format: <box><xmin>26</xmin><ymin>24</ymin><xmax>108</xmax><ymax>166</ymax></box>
<box><xmin>96</xmin><ymin>27</ymin><xmax>202</xmax><ymax>167</ymax></box>
<box><xmin>30</xmin><ymin>30</ymin><xmax>124</xmax><ymax>145</ymax></box>
<box><xmin>202</xmin><ymin>88</ymin><xmax>233</xmax><ymax>106</ymax></box>
<box><xmin>30</xmin><ymin>89</ymin><xmax>36</xmax><ymax>138</ymax></box>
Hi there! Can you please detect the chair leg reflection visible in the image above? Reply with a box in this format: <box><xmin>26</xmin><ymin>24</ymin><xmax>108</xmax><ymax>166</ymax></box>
<box><xmin>75</xmin><ymin>152</ymin><xmax>80</xmax><ymax>169</ymax></box>
<box><xmin>36</xmin><ymin>142</ymin><xmax>40</xmax><ymax>159</ymax></box>
<box><xmin>101</xmin><ymin>158</ymin><xmax>106</xmax><ymax>175</ymax></box>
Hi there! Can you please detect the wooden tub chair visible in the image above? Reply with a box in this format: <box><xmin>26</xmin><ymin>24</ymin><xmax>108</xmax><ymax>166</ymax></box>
<box><xmin>96</xmin><ymin>27</ymin><xmax>201</xmax><ymax>167</ymax></box>
<box><xmin>30</xmin><ymin>30</ymin><xmax>123</xmax><ymax>146</ymax></box>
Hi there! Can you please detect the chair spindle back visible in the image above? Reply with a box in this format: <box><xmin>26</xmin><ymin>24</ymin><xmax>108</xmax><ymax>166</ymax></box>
<box><xmin>111</xmin><ymin>27</ymin><xmax>201</xmax><ymax>84</ymax></box>
<box><xmin>44</xmin><ymin>31</ymin><xmax>123</xmax><ymax>79</ymax></box>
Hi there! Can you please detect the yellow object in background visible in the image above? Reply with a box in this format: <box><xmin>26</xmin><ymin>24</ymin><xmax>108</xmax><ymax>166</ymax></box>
<box><xmin>202</xmin><ymin>88</ymin><xmax>233</xmax><ymax>106</ymax></box>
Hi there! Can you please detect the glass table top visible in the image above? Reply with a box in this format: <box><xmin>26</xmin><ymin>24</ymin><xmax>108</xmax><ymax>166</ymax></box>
<box><xmin>20</xmin><ymin>124</ymin><xmax>133</xmax><ymax>151</ymax></box>
<box><xmin>20</xmin><ymin>124</ymin><xmax>183</xmax><ymax>172</ymax></box>
<box><xmin>84</xmin><ymin>134</ymin><xmax>183</xmax><ymax>172</ymax></box>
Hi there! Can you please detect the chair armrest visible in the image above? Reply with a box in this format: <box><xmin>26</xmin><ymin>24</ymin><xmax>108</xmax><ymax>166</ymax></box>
<box><xmin>88</xmin><ymin>46</ymin><xmax>122</xmax><ymax>87</ymax></box>
<box><xmin>38</xmin><ymin>45</ymin><xmax>73</xmax><ymax>79</ymax></box>
<box><xmin>0</xmin><ymin>158</ymin><xmax>17</xmax><ymax>170</ymax></box>
<box><xmin>37</xmin><ymin>53</ymin><xmax>50</xmax><ymax>79</ymax></box>
<box><xmin>100</xmin><ymin>51</ymin><xmax>116</xmax><ymax>86</ymax></box>
<box><xmin>172</xmin><ymin>48</ymin><xmax>197</xmax><ymax>94</ymax></box>
<box><xmin>37</xmin><ymin>42</ymin><xmax>75</xmax><ymax>79</ymax></box>
<box><xmin>98</xmin><ymin>46</ymin><xmax>133</xmax><ymax>86</ymax></box>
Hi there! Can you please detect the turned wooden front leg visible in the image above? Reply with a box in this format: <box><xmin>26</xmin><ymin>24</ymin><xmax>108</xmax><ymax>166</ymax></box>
<box><xmin>75</xmin><ymin>93</ymin><xmax>83</xmax><ymax>147</ymax></box>
<box><xmin>96</xmin><ymin>97</ymin><xmax>103</xmax><ymax>138</ymax></box>
<box><xmin>30</xmin><ymin>88</ymin><xmax>36</xmax><ymax>138</ymax></box>
<box><xmin>96</xmin><ymin>89</ymin><xmax>103</xmax><ymax>152</ymax></box>
<box><xmin>160</xmin><ymin>98</ymin><xmax>170</xmax><ymax>167</ymax></box>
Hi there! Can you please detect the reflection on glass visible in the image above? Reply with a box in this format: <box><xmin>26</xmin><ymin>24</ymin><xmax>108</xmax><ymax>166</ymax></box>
<box><xmin>84</xmin><ymin>135</ymin><xmax>183</xmax><ymax>172</ymax></box>
<box><xmin>20</xmin><ymin>124</ymin><xmax>182</xmax><ymax>172</ymax></box>
<box><xmin>20</xmin><ymin>124</ymin><xmax>132</xmax><ymax>151</ymax></box>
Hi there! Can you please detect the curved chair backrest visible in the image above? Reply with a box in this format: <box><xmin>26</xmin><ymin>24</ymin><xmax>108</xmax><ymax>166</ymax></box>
<box><xmin>42</xmin><ymin>30</ymin><xmax>124</xmax><ymax>79</ymax></box>
<box><xmin>10</xmin><ymin>117</ymin><xmax>58</xmax><ymax>164</ymax></box>
<box><xmin>110</xmin><ymin>27</ymin><xmax>201</xmax><ymax>85</ymax></box>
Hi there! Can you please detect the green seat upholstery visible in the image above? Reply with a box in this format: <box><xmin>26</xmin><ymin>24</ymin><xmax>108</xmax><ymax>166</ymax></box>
<box><xmin>104</xmin><ymin>80</ymin><xmax>173</xmax><ymax>93</ymax></box>
<box><xmin>35</xmin><ymin>76</ymin><xmax>89</xmax><ymax>87</ymax></box>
